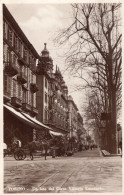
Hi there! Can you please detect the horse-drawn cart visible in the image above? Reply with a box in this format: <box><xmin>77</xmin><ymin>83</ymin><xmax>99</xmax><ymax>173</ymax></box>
<box><xmin>4</xmin><ymin>147</ymin><xmax>33</xmax><ymax>160</ymax></box>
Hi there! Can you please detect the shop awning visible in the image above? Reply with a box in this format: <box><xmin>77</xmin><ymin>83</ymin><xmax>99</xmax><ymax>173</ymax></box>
<box><xmin>4</xmin><ymin>104</ymin><xmax>52</xmax><ymax>131</ymax></box>
<box><xmin>21</xmin><ymin>112</ymin><xmax>52</xmax><ymax>130</ymax></box>
<box><xmin>49</xmin><ymin>130</ymin><xmax>64</xmax><ymax>136</ymax></box>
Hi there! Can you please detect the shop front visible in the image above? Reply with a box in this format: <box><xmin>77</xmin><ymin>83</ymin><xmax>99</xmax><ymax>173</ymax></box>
<box><xmin>4</xmin><ymin>104</ymin><xmax>52</xmax><ymax>147</ymax></box>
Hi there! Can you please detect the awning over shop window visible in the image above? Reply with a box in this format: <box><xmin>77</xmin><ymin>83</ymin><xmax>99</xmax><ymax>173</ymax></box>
<box><xmin>21</xmin><ymin>112</ymin><xmax>52</xmax><ymax>130</ymax></box>
<box><xmin>49</xmin><ymin>130</ymin><xmax>64</xmax><ymax>136</ymax></box>
<box><xmin>4</xmin><ymin>104</ymin><xmax>52</xmax><ymax>131</ymax></box>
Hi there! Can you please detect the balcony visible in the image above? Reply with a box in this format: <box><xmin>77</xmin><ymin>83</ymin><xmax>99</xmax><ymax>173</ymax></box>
<box><xmin>11</xmin><ymin>97</ymin><xmax>22</xmax><ymax>107</ymax></box>
<box><xmin>30</xmin><ymin>106</ymin><xmax>38</xmax><ymax>116</ymax></box>
<box><xmin>30</xmin><ymin>83</ymin><xmax>39</xmax><ymax>93</ymax></box>
<box><xmin>22</xmin><ymin>84</ymin><xmax>28</xmax><ymax>91</ymax></box>
<box><xmin>22</xmin><ymin>103</ymin><xmax>31</xmax><ymax>112</ymax></box>
<box><xmin>17</xmin><ymin>72</ymin><xmax>27</xmax><ymax>84</ymax></box>
<box><xmin>18</xmin><ymin>56</ymin><xmax>26</xmax><ymax>66</ymax></box>
<box><xmin>4</xmin><ymin>62</ymin><xmax>18</xmax><ymax>77</ymax></box>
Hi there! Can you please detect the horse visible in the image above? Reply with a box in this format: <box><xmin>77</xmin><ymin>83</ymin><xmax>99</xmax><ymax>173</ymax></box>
<box><xmin>27</xmin><ymin>140</ymin><xmax>49</xmax><ymax>160</ymax></box>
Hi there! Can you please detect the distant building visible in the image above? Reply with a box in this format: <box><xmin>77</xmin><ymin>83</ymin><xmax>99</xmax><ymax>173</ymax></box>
<box><xmin>77</xmin><ymin>112</ymin><xmax>84</xmax><ymax>139</ymax></box>
<box><xmin>67</xmin><ymin>95</ymin><xmax>78</xmax><ymax>139</ymax></box>
<box><xmin>36</xmin><ymin>43</ymin><xmax>69</xmax><ymax>136</ymax></box>
<box><xmin>36</xmin><ymin>44</ymin><xmax>84</xmax><ymax>139</ymax></box>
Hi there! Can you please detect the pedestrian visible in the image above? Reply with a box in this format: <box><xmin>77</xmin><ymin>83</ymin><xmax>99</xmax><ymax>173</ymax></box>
<box><xmin>119</xmin><ymin>139</ymin><xmax>122</xmax><ymax>157</ymax></box>
<box><xmin>17</xmin><ymin>139</ymin><xmax>22</xmax><ymax>147</ymax></box>
<box><xmin>13</xmin><ymin>138</ymin><xmax>21</xmax><ymax>149</ymax></box>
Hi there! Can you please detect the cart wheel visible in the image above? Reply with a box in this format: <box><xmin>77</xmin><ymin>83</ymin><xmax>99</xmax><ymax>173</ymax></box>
<box><xmin>21</xmin><ymin>151</ymin><xmax>26</xmax><ymax>160</ymax></box>
<box><xmin>14</xmin><ymin>152</ymin><xmax>19</xmax><ymax>160</ymax></box>
<box><xmin>14</xmin><ymin>151</ymin><xmax>26</xmax><ymax>160</ymax></box>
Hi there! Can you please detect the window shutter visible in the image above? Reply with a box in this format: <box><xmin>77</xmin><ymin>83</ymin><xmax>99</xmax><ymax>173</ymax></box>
<box><xmin>9</xmin><ymin>29</ymin><xmax>13</xmax><ymax>46</ymax></box>
<box><xmin>13</xmin><ymin>79</ymin><xmax>16</xmax><ymax>97</ymax></box>
<box><xmin>7</xmin><ymin>76</ymin><xmax>11</xmax><ymax>95</ymax></box>
<box><xmin>4</xmin><ymin>74</ymin><xmax>7</xmax><ymax>92</ymax></box>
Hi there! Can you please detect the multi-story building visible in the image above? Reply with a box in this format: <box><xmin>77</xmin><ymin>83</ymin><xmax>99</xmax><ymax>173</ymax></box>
<box><xmin>77</xmin><ymin>112</ymin><xmax>84</xmax><ymax>139</ymax></box>
<box><xmin>3</xmin><ymin>5</ymin><xmax>51</xmax><ymax>146</ymax></box>
<box><xmin>36</xmin><ymin>44</ymin><xmax>84</xmax><ymax>139</ymax></box>
<box><xmin>36</xmin><ymin>44</ymin><xmax>69</xmax><ymax>136</ymax></box>
<box><xmin>67</xmin><ymin>95</ymin><xmax>79</xmax><ymax>139</ymax></box>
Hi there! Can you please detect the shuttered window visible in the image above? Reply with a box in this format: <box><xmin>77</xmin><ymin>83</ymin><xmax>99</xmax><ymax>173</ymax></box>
<box><xmin>18</xmin><ymin>84</ymin><xmax>22</xmax><ymax>99</ymax></box>
<box><xmin>7</xmin><ymin>49</ymin><xmax>12</xmax><ymax>63</ymax></box>
<box><xmin>22</xmin><ymin>89</ymin><xmax>27</xmax><ymax>103</ymax></box>
<box><xmin>4</xmin><ymin>74</ymin><xmax>11</xmax><ymax>95</ymax></box>
<box><xmin>13</xmin><ymin>54</ymin><xmax>17</xmax><ymax>65</ymax></box>
<box><xmin>13</xmin><ymin>79</ymin><xmax>17</xmax><ymax>97</ymax></box>
<box><xmin>15</xmin><ymin>36</ymin><xmax>18</xmax><ymax>51</ymax></box>
<box><xmin>24</xmin><ymin>47</ymin><xmax>28</xmax><ymax>62</ymax></box>
<box><xmin>8</xmin><ymin>27</ymin><xmax>13</xmax><ymax>46</ymax></box>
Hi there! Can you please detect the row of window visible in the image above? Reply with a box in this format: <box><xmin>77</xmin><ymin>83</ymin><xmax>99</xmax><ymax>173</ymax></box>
<box><xmin>44</xmin><ymin>109</ymin><xmax>67</xmax><ymax>128</ymax></box>
<box><xmin>3</xmin><ymin>45</ymin><xmax>36</xmax><ymax>83</ymax></box>
<box><xmin>4</xmin><ymin>74</ymin><xmax>36</xmax><ymax>106</ymax></box>
<box><xmin>45</xmin><ymin>93</ymin><xmax>67</xmax><ymax>117</ymax></box>
<box><xmin>3</xmin><ymin>19</ymin><xmax>36</xmax><ymax>66</ymax></box>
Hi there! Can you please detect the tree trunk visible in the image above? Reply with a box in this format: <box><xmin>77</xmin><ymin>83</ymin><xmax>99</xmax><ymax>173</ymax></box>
<box><xmin>110</xmin><ymin>90</ymin><xmax>117</xmax><ymax>154</ymax></box>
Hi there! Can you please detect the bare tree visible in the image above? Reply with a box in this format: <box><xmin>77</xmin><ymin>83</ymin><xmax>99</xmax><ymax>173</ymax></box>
<box><xmin>56</xmin><ymin>3</ymin><xmax>122</xmax><ymax>153</ymax></box>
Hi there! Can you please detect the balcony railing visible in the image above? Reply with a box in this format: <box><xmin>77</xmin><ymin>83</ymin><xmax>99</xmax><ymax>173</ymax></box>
<box><xmin>4</xmin><ymin>62</ymin><xmax>18</xmax><ymax>77</ymax></box>
<box><xmin>11</xmin><ymin>97</ymin><xmax>22</xmax><ymax>107</ymax></box>
<box><xmin>22</xmin><ymin>103</ymin><xmax>31</xmax><ymax>112</ymax></box>
<box><xmin>30</xmin><ymin>83</ymin><xmax>39</xmax><ymax>93</ymax></box>
<box><xmin>17</xmin><ymin>71</ymin><xmax>27</xmax><ymax>84</ymax></box>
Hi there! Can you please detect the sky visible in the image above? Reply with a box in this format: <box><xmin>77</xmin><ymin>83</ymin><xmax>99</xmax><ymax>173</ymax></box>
<box><xmin>5</xmin><ymin>3</ymin><xmax>87</xmax><ymax>114</ymax></box>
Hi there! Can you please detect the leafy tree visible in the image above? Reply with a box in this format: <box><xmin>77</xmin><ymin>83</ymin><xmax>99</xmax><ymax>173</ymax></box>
<box><xmin>56</xmin><ymin>3</ymin><xmax>122</xmax><ymax>153</ymax></box>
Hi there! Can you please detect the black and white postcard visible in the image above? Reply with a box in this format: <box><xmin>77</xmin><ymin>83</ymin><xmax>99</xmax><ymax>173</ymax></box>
<box><xmin>1</xmin><ymin>0</ymin><xmax>123</xmax><ymax>194</ymax></box>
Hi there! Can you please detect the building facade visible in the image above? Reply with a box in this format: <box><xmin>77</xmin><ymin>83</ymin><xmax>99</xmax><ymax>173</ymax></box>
<box><xmin>67</xmin><ymin>95</ymin><xmax>78</xmax><ymax>138</ymax></box>
<box><xmin>36</xmin><ymin>44</ymin><xmax>69</xmax><ymax>136</ymax></box>
<box><xmin>3</xmin><ymin>5</ymin><xmax>51</xmax><ymax>146</ymax></box>
<box><xmin>77</xmin><ymin>113</ymin><xmax>84</xmax><ymax>139</ymax></box>
<box><xmin>36</xmin><ymin>44</ymin><xmax>84</xmax><ymax>139</ymax></box>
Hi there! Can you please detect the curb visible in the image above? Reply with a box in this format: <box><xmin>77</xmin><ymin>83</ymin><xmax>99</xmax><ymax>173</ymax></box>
<box><xmin>101</xmin><ymin>150</ymin><xmax>122</xmax><ymax>157</ymax></box>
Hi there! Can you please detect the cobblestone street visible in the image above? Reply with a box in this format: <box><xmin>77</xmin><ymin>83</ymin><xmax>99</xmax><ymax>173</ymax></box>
<box><xmin>4</xmin><ymin>149</ymin><xmax>122</xmax><ymax>193</ymax></box>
